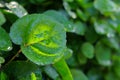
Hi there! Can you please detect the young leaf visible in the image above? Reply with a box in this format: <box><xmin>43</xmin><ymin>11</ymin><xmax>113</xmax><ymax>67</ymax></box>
<box><xmin>10</xmin><ymin>14</ymin><xmax>66</xmax><ymax>65</ymax></box>
<box><xmin>53</xmin><ymin>58</ymin><xmax>73</xmax><ymax>80</ymax></box>
<box><xmin>81</xmin><ymin>42</ymin><xmax>94</xmax><ymax>59</ymax></box>
<box><xmin>0</xmin><ymin>27</ymin><xmax>12</xmax><ymax>51</ymax></box>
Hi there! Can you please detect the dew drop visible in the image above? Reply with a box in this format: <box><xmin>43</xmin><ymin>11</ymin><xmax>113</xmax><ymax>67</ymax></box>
<box><xmin>7</xmin><ymin>46</ymin><xmax>13</xmax><ymax>51</ymax></box>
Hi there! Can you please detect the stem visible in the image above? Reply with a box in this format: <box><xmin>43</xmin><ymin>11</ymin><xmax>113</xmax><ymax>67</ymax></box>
<box><xmin>5</xmin><ymin>49</ymin><xmax>22</xmax><ymax>66</ymax></box>
<box><xmin>0</xmin><ymin>49</ymin><xmax>22</xmax><ymax>71</ymax></box>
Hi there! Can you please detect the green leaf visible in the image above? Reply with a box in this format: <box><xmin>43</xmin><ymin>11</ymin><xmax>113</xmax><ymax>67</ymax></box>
<box><xmin>0</xmin><ymin>11</ymin><xmax>6</xmax><ymax>26</ymax></box>
<box><xmin>101</xmin><ymin>37</ymin><xmax>119</xmax><ymax>50</ymax></box>
<box><xmin>63</xmin><ymin>47</ymin><xmax>73</xmax><ymax>59</ymax></box>
<box><xmin>1</xmin><ymin>9</ymin><xmax>18</xmax><ymax>23</ymax></box>
<box><xmin>44</xmin><ymin>65</ymin><xmax>60</xmax><ymax>80</ymax></box>
<box><xmin>29</xmin><ymin>0</ymin><xmax>45</xmax><ymax>4</ymax></box>
<box><xmin>76</xmin><ymin>9</ymin><xmax>88</xmax><ymax>21</ymax></box>
<box><xmin>71</xmin><ymin>69</ymin><xmax>88</xmax><ymax>80</ymax></box>
<box><xmin>0</xmin><ymin>72</ymin><xmax>8</xmax><ymax>80</ymax></box>
<box><xmin>43</xmin><ymin>10</ymin><xmax>73</xmax><ymax>32</ymax></box>
<box><xmin>81</xmin><ymin>42</ymin><xmax>94</xmax><ymax>59</ymax></box>
<box><xmin>94</xmin><ymin>20</ymin><xmax>115</xmax><ymax>37</ymax></box>
<box><xmin>0</xmin><ymin>27</ymin><xmax>12</xmax><ymax>51</ymax></box>
<box><xmin>72</xmin><ymin>21</ymin><xmax>86</xmax><ymax>35</ymax></box>
<box><xmin>87</xmin><ymin>69</ymin><xmax>102</xmax><ymax>80</ymax></box>
<box><xmin>6</xmin><ymin>1</ymin><xmax>28</xmax><ymax>18</ymax></box>
<box><xmin>85</xmin><ymin>27</ymin><xmax>99</xmax><ymax>43</ymax></box>
<box><xmin>31</xmin><ymin>73</ymin><xmax>37</xmax><ymax>80</ymax></box>
<box><xmin>95</xmin><ymin>42</ymin><xmax>112</xmax><ymax>66</ymax></box>
<box><xmin>4</xmin><ymin>61</ymin><xmax>42</xmax><ymax>80</ymax></box>
<box><xmin>63</xmin><ymin>0</ymin><xmax>73</xmax><ymax>2</ymax></box>
<box><xmin>112</xmin><ymin>55</ymin><xmax>120</xmax><ymax>77</ymax></box>
<box><xmin>76</xmin><ymin>0</ymin><xmax>90</xmax><ymax>8</ymax></box>
<box><xmin>66</xmin><ymin>55</ymin><xmax>78</xmax><ymax>67</ymax></box>
<box><xmin>77</xmin><ymin>53</ymin><xmax>87</xmax><ymax>65</ymax></box>
<box><xmin>53</xmin><ymin>58</ymin><xmax>73</xmax><ymax>80</ymax></box>
<box><xmin>0</xmin><ymin>56</ymin><xmax>5</xmax><ymax>64</ymax></box>
<box><xmin>63</xmin><ymin>1</ymin><xmax>76</xmax><ymax>19</ymax></box>
<box><xmin>94</xmin><ymin>0</ymin><xmax>118</xmax><ymax>16</ymax></box>
<box><xmin>104</xmin><ymin>72</ymin><xmax>118</xmax><ymax>80</ymax></box>
<box><xmin>10</xmin><ymin>14</ymin><xmax>66</xmax><ymax>65</ymax></box>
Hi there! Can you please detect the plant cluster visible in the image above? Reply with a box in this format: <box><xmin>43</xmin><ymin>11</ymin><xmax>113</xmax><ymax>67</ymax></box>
<box><xmin>1</xmin><ymin>0</ymin><xmax>120</xmax><ymax>80</ymax></box>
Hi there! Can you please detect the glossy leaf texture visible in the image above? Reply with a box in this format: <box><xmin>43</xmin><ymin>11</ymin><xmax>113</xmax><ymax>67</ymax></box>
<box><xmin>0</xmin><ymin>27</ymin><xmax>12</xmax><ymax>51</ymax></box>
<box><xmin>3</xmin><ymin>61</ymin><xmax>42</xmax><ymax>80</ymax></box>
<box><xmin>9</xmin><ymin>14</ymin><xmax>66</xmax><ymax>65</ymax></box>
<box><xmin>43</xmin><ymin>10</ymin><xmax>73</xmax><ymax>32</ymax></box>
<box><xmin>0</xmin><ymin>11</ymin><xmax>6</xmax><ymax>26</ymax></box>
<box><xmin>6</xmin><ymin>1</ymin><xmax>28</xmax><ymax>18</ymax></box>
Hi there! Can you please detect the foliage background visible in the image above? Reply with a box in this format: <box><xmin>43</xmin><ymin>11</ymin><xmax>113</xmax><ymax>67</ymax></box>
<box><xmin>1</xmin><ymin>0</ymin><xmax>120</xmax><ymax>80</ymax></box>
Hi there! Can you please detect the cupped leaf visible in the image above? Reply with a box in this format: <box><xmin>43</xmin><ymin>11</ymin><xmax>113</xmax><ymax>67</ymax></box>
<box><xmin>81</xmin><ymin>42</ymin><xmax>94</xmax><ymax>59</ymax></box>
<box><xmin>0</xmin><ymin>27</ymin><xmax>12</xmax><ymax>51</ymax></box>
<box><xmin>0</xmin><ymin>11</ymin><xmax>6</xmax><ymax>26</ymax></box>
<box><xmin>10</xmin><ymin>14</ymin><xmax>66</xmax><ymax>65</ymax></box>
<box><xmin>4</xmin><ymin>61</ymin><xmax>42</xmax><ymax>80</ymax></box>
<box><xmin>43</xmin><ymin>10</ymin><xmax>73</xmax><ymax>32</ymax></box>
